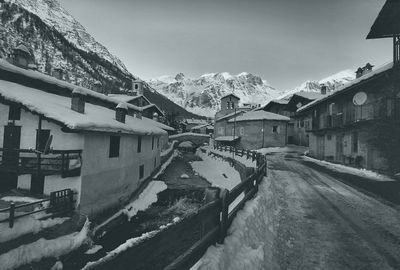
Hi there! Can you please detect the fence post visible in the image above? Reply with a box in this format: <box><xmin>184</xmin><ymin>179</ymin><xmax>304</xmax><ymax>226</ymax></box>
<box><xmin>218</xmin><ymin>189</ymin><xmax>229</xmax><ymax>244</ymax></box>
<box><xmin>9</xmin><ymin>202</ymin><xmax>15</xmax><ymax>228</ymax></box>
<box><xmin>68</xmin><ymin>189</ymin><xmax>74</xmax><ymax>213</ymax></box>
<box><xmin>203</xmin><ymin>187</ymin><xmax>220</xmax><ymax>238</ymax></box>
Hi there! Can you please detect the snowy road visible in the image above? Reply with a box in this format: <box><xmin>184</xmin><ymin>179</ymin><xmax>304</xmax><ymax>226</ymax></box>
<box><xmin>271</xmin><ymin>151</ymin><xmax>400</xmax><ymax>270</ymax></box>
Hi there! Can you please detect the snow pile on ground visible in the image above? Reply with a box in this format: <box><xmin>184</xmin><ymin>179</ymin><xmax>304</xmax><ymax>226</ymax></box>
<box><xmin>193</xmin><ymin>150</ymin><xmax>241</xmax><ymax>191</ymax></box>
<box><xmin>153</xmin><ymin>150</ymin><xmax>179</xmax><ymax>179</ymax></box>
<box><xmin>0</xmin><ymin>218</ymin><xmax>91</xmax><ymax>270</ymax></box>
<box><xmin>1</xmin><ymin>196</ymin><xmax>42</xmax><ymax>203</ymax></box>
<box><xmin>0</xmin><ymin>209</ymin><xmax>69</xmax><ymax>243</ymax></box>
<box><xmin>206</xmin><ymin>147</ymin><xmax>256</xmax><ymax>168</ymax></box>
<box><xmin>160</xmin><ymin>140</ymin><xmax>177</xmax><ymax>159</ymax></box>
<box><xmin>178</xmin><ymin>141</ymin><xmax>194</xmax><ymax>148</ymax></box>
<box><xmin>303</xmin><ymin>156</ymin><xmax>396</xmax><ymax>182</ymax></box>
<box><xmin>82</xmin><ymin>218</ymin><xmax>180</xmax><ymax>270</ymax></box>
<box><xmin>122</xmin><ymin>181</ymin><xmax>167</xmax><ymax>221</ymax></box>
<box><xmin>95</xmin><ymin>181</ymin><xmax>167</xmax><ymax>233</ymax></box>
<box><xmin>191</xmin><ymin>177</ymin><xmax>278</xmax><ymax>270</ymax></box>
<box><xmin>257</xmin><ymin>145</ymin><xmax>309</xmax><ymax>155</ymax></box>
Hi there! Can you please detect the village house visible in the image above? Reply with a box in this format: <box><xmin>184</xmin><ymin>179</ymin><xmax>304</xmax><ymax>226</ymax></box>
<box><xmin>180</xmin><ymin>118</ymin><xmax>209</xmax><ymax>132</ymax></box>
<box><xmin>0</xmin><ymin>51</ymin><xmax>169</xmax><ymax>218</ymax></box>
<box><xmin>296</xmin><ymin>0</ymin><xmax>400</xmax><ymax>174</ymax></box>
<box><xmin>190</xmin><ymin>123</ymin><xmax>214</xmax><ymax>135</ymax></box>
<box><xmin>214</xmin><ymin>94</ymin><xmax>290</xmax><ymax>149</ymax></box>
<box><xmin>259</xmin><ymin>91</ymin><xmax>324</xmax><ymax>146</ymax></box>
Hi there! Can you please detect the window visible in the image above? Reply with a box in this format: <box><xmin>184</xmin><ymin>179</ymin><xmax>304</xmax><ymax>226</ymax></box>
<box><xmin>152</xmin><ymin>136</ymin><xmax>155</xmax><ymax>150</ymax></box>
<box><xmin>135</xmin><ymin>84</ymin><xmax>138</xmax><ymax>90</ymax></box>
<box><xmin>272</xmin><ymin>126</ymin><xmax>279</xmax><ymax>133</ymax></box>
<box><xmin>352</xmin><ymin>132</ymin><xmax>358</xmax><ymax>153</ymax></box>
<box><xmin>137</xmin><ymin>135</ymin><xmax>142</xmax><ymax>153</ymax></box>
<box><xmin>231</xmin><ymin>102</ymin><xmax>235</xmax><ymax>109</ymax></box>
<box><xmin>139</xmin><ymin>164</ymin><xmax>144</xmax><ymax>179</ymax></box>
<box><xmin>8</xmin><ymin>105</ymin><xmax>21</xmax><ymax>120</ymax></box>
<box><xmin>109</xmin><ymin>135</ymin><xmax>120</xmax><ymax>158</ymax></box>
<box><xmin>239</xmin><ymin>127</ymin><xmax>244</xmax><ymax>136</ymax></box>
<box><xmin>226</xmin><ymin>102</ymin><xmax>230</xmax><ymax>109</ymax></box>
<box><xmin>327</xmin><ymin>134</ymin><xmax>332</xmax><ymax>141</ymax></box>
<box><xmin>36</xmin><ymin>129</ymin><xmax>50</xmax><ymax>152</ymax></box>
<box><xmin>157</xmin><ymin>137</ymin><xmax>160</xmax><ymax>149</ymax></box>
<box><xmin>154</xmin><ymin>157</ymin><xmax>157</xmax><ymax>168</ymax></box>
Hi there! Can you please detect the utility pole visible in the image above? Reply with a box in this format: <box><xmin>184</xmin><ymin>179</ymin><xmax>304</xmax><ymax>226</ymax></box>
<box><xmin>233</xmin><ymin>108</ymin><xmax>236</xmax><ymax>159</ymax></box>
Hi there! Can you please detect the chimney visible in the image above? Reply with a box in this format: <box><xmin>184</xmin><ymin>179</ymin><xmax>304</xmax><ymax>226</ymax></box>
<box><xmin>135</xmin><ymin>111</ymin><xmax>142</xmax><ymax>119</ymax></box>
<box><xmin>320</xmin><ymin>84</ymin><xmax>327</xmax><ymax>95</ymax></box>
<box><xmin>355</xmin><ymin>67</ymin><xmax>364</xmax><ymax>78</ymax></box>
<box><xmin>71</xmin><ymin>89</ymin><xmax>86</xmax><ymax>113</ymax></box>
<box><xmin>363</xmin><ymin>63</ymin><xmax>374</xmax><ymax>75</ymax></box>
<box><xmin>153</xmin><ymin>112</ymin><xmax>159</xmax><ymax>122</ymax></box>
<box><xmin>116</xmin><ymin>102</ymin><xmax>128</xmax><ymax>123</ymax></box>
<box><xmin>92</xmin><ymin>81</ymin><xmax>102</xmax><ymax>93</ymax></box>
<box><xmin>52</xmin><ymin>67</ymin><xmax>63</xmax><ymax>80</ymax></box>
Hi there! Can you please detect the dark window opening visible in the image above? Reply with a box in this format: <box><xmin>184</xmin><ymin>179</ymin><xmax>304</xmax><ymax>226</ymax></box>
<box><xmin>157</xmin><ymin>137</ymin><xmax>160</xmax><ymax>149</ymax></box>
<box><xmin>135</xmin><ymin>84</ymin><xmax>139</xmax><ymax>90</ymax></box>
<box><xmin>139</xmin><ymin>164</ymin><xmax>144</xmax><ymax>179</ymax></box>
<box><xmin>109</xmin><ymin>135</ymin><xmax>120</xmax><ymax>158</ymax></box>
<box><xmin>8</xmin><ymin>105</ymin><xmax>21</xmax><ymax>120</ymax></box>
<box><xmin>272</xmin><ymin>126</ymin><xmax>278</xmax><ymax>133</ymax></box>
<box><xmin>154</xmin><ymin>157</ymin><xmax>157</xmax><ymax>168</ymax></box>
<box><xmin>137</xmin><ymin>135</ymin><xmax>142</xmax><ymax>153</ymax></box>
<box><xmin>327</xmin><ymin>134</ymin><xmax>332</xmax><ymax>140</ymax></box>
<box><xmin>36</xmin><ymin>129</ymin><xmax>50</xmax><ymax>152</ymax></box>
<box><xmin>352</xmin><ymin>132</ymin><xmax>358</xmax><ymax>153</ymax></box>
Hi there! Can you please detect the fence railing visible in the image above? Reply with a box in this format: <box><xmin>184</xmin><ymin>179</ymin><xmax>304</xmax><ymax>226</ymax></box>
<box><xmin>0</xmin><ymin>148</ymin><xmax>82</xmax><ymax>178</ymax></box>
<box><xmin>213</xmin><ymin>144</ymin><xmax>265</xmax><ymax>166</ymax></box>
<box><xmin>90</xmin><ymin>146</ymin><xmax>267</xmax><ymax>270</ymax></box>
<box><xmin>0</xmin><ymin>188</ymin><xmax>75</xmax><ymax>228</ymax></box>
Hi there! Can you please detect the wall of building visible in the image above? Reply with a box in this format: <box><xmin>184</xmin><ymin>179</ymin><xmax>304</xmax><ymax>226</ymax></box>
<box><xmin>79</xmin><ymin>132</ymin><xmax>161</xmax><ymax>217</ymax></box>
<box><xmin>0</xmin><ymin>103</ymin><xmax>84</xmax><ymax>197</ymax></box>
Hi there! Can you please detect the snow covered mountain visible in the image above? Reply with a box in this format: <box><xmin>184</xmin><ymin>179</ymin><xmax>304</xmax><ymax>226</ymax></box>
<box><xmin>0</xmin><ymin>0</ymin><xmax>133</xmax><ymax>91</ymax></box>
<box><xmin>279</xmin><ymin>69</ymin><xmax>356</xmax><ymax>100</ymax></box>
<box><xmin>148</xmin><ymin>72</ymin><xmax>284</xmax><ymax>117</ymax></box>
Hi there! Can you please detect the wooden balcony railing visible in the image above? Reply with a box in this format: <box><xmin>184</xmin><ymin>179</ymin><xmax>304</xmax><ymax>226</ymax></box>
<box><xmin>0</xmin><ymin>148</ymin><xmax>82</xmax><ymax>178</ymax></box>
<box><xmin>309</xmin><ymin>99</ymin><xmax>400</xmax><ymax>131</ymax></box>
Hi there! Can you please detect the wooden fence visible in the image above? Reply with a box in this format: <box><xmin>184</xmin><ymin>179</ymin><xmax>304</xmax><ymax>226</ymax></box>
<box><xmin>91</xmin><ymin>147</ymin><xmax>267</xmax><ymax>270</ymax></box>
<box><xmin>0</xmin><ymin>188</ymin><xmax>75</xmax><ymax>228</ymax></box>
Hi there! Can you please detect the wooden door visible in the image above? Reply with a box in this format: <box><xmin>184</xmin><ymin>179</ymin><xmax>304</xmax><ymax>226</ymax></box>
<box><xmin>1</xmin><ymin>125</ymin><xmax>21</xmax><ymax>192</ymax></box>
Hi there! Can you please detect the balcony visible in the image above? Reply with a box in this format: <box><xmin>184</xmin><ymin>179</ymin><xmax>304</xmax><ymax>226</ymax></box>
<box><xmin>309</xmin><ymin>99</ymin><xmax>400</xmax><ymax>131</ymax></box>
<box><xmin>0</xmin><ymin>149</ymin><xmax>82</xmax><ymax>178</ymax></box>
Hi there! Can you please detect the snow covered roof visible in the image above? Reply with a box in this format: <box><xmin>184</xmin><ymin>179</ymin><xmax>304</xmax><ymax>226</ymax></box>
<box><xmin>185</xmin><ymin>118</ymin><xmax>208</xmax><ymax>125</ymax></box>
<box><xmin>141</xmin><ymin>117</ymin><xmax>175</xmax><ymax>132</ymax></box>
<box><xmin>297</xmin><ymin>62</ymin><xmax>394</xmax><ymax>113</ymax></box>
<box><xmin>191</xmin><ymin>123</ymin><xmax>214</xmax><ymax>130</ymax></box>
<box><xmin>215</xmin><ymin>136</ymin><xmax>240</xmax><ymax>142</ymax></box>
<box><xmin>221</xmin><ymin>93</ymin><xmax>240</xmax><ymax>100</ymax></box>
<box><xmin>215</xmin><ymin>109</ymin><xmax>247</xmax><ymax>122</ymax></box>
<box><xmin>14</xmin><ymin>44</ymin><xmax>31</xmax><ymax>55</ymax></box>
<box><xmin>108</xmin><ymin>94</ymin><xmax>143</xmax><ymax>103</ymax></box>
<box><xmin>293</xmin><ymin>91</ymin><xmax>324</xmax><ymax>100</ymax></box>
<box><xmin>0</xmin><ymin>59</ymin><xmax>146</xmax><ymax>112</ymax></box>
<box><xmin>228</xmin><ymin>110</ymin><xmax>290</xmax><ymax>122</ymax></box>
<box><xmin>0</xmin><ymin>80</ymin><xmax>166</xmax><ymax>136</ymax></box>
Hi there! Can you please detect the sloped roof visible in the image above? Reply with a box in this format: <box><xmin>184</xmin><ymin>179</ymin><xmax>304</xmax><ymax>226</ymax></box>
<box><xmin>293</xmin><ymin>91</ymin><xmax>324</xmax><ymax>100</ymax></box>
<box><xmin>228</xmin><ymin>110</ymin><xmax>290</xmax><ymax>122</ymax></box>
<box><xmin>0</xmin><ymin>80</ymin><xmax>166</xmax><ymax>136</ymax></box>
<box><xmin>215</xmin><ymin>109</ymin><xmax>247</xmax><ymax>122</ymax></box>
<box><xmin>367</xmin><ymin>0</ymin><xmax>400</xmax><ymax>39</ymax></box>
<box><xmin>221</xmin><ymin>93</ymin><xmax>240</xmax><ymax>100</ymax></box>
<box><xmin>108</xmin><ymin>94</ymin><xmax>143</xmax><ymax>103</ymax></box>
<box><xmin>297</xmin><ymin>62</ymin><xmax>393</xmax><ymax>113</ymax></box>
<box><xmin>14</xmin><ymin>44</ymin><xmax>31</xmax><ymax>55</ymax></box>
<box><xmin>185</xmin><ymin>118</ymin><xmax>208</xmax><ymax>125</ymax></box>
<box><xmin>191</xmin><ymin>123</ymin><xmax>214</xmax><ymax>130</ymax></box>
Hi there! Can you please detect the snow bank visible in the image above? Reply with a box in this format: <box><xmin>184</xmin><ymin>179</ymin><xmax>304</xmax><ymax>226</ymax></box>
<box><xmin>257</xmin><ymin>145</ymin><xmax>308</xmax><ymax>155</ymax></box>
<box><xmin>82</xmin><ymin>219</ymin><xmax>180</xmax><ymax>270</ymax></box>
<box><xmin>0</xmin><ymin>219</ymin><xmax>91</xmax><ymax>270</ymax></box>
<box><xmin>207</xmin><ymin>147</ymin><xmax>256</xmax><ymax>168</ymax></box>
<box><xmin>303</xmin><ymin>156</ymin><xmax>396</xmax><ymax>182</ymax></box>
<box><xmin>94</xmin><ymin>181</ymin><xmax>167</xmax><ymax>233</ymax></box>
<box><xmin>193</xmin><ymin>150</ymin><xmax>241</xmax><ymax>191</ymax></box>
<box><xmin>1</xmin><ymin>196</ymin><xmax>42</xmax><ymax>203</ymax></box>
<box><xmin>153</xmin><ymin>150</ymin><xmax>179</xmax><ymax>179</ymax></box>
<box><xmin>160</xmin><ymin>140</ymin><xmax>177</xmax><ymax>159</ymax></box>
<box><xmin>122</xmin><ymin>181</ymin><xmax>167</xmax><ymax>221</ymax></box>
<box><xmin>191</xmin><ymin>177</ymin><xmax>278</xmax><ymax>270</ymax></box>
<box><xmin>170</xmin><ymin>132</ymin><xmax>210</xmax><ymax>139</ymax></box>
<box><xmin>0</xmin><ymin>207</ymin><xmax>69</xmax><ymax>243</ymax></box>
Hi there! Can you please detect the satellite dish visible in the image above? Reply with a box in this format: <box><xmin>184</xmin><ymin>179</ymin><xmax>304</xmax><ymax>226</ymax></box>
<box><xmin>353</xmin><ymin>92</ymin><xmax>367</xmax><ymax>106</ymax></box>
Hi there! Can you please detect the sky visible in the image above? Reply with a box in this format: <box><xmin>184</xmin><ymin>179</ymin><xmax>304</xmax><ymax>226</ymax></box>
<box><xmin>59</xmin><ymin>0</ymin><xmax>390</xmax><ymax>90</ymax></box>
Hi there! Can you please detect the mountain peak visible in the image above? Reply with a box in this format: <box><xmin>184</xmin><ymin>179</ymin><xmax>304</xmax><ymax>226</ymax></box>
<box><xmin>148</xmin><ymin>72</ymin><xmax>284</xmax><ymax>117</ymax></box>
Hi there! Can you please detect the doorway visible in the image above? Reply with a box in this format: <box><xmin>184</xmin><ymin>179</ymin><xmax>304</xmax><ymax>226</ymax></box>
<box><xmin>1</xmin><ymin>125</ymin><xmax>21</xmax><ymax>192</ymax></box>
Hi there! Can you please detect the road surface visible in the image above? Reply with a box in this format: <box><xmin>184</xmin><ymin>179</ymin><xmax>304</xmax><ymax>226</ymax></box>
<box><xmin>269</xmin><ymin>150</ymin><xmax>400</xmax><ymax>270</ymax></box>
